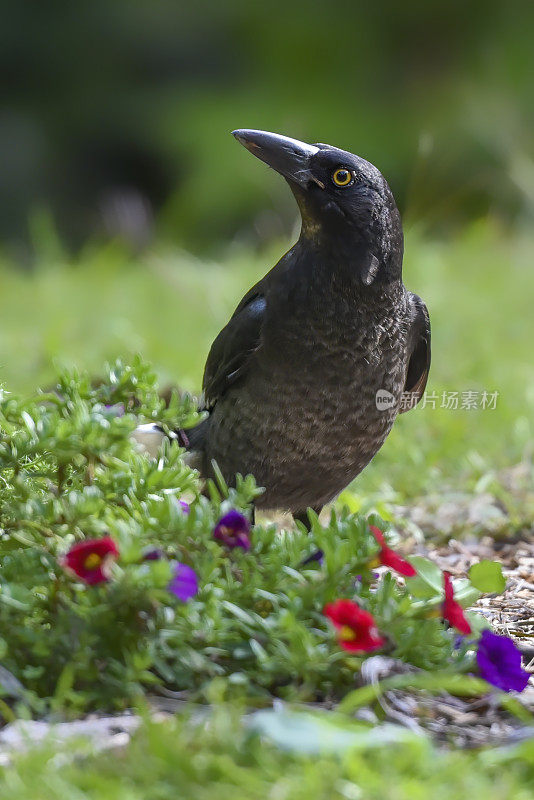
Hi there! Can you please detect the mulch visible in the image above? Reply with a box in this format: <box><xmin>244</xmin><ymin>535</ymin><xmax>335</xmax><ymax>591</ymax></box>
<box><xmin>379</xmin><ymin>484</ymin><xmax>534</xmax><ymax>747</ymax></box>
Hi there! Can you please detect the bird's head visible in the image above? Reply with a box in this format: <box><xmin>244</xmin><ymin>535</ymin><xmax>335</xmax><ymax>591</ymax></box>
<box><xmin>232</xmin><ymin>129</ymin><xmax>403</xmax><ymax>283</ymax></box>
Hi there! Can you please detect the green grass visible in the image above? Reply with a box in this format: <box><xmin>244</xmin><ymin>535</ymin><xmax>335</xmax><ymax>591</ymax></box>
<box><xmin>0</xmin><ymin>709</ymin><xmax>533</xmax><ymax>800</ymax></box>
<box><xmin>1</xmin><ymin>221</ymin><xmax>533</xmax><ymax>504</ymax></box>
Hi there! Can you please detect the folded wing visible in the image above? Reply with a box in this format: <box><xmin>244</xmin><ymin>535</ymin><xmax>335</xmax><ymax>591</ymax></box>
<box><xmin>399</xmin><ymin>293</ymin><xmax>431</xmax><ymax>413</ymax></box>
<box><xmin>202</xmin><ymin>291</ymin><xmax>267</xmax><ymax>409</ymax></box>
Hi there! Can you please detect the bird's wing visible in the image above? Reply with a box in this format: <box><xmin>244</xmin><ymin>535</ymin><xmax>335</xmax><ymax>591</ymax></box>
<box><xmin>202</xmin><ymin>289</ymin><xmax>267</xmax><ymax>409</ymax></box>
<box><xmin>399</xmin><ymin>293</ymin><xmax>431</xmax><ymax>413</ymax></box>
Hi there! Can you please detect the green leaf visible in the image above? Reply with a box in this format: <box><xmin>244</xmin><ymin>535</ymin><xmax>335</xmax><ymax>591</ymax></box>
<box><xmin>406</xmin><ymin>560</ymin><xmax>482</xmax><ymax>607</ymax></box>
<box><xmin>405</xmin><ymin>556</ymin><xmax>444</xmax><ymax>599</ymax></box>
<box><xmin>51</xmin><ymin>662</ymin><xmax>75</xmax><ymax>712</ymax></box>
<box><xmin>337</xmin><ymin>491</ymin><xmax>362</xmax><ymax>513</ymax></box>
<box><xmin>222</xmin><ymin>601</ymin><xmax>256</xmax><ymax>625</ymax></box>
<box><xmin>498</xmin><ymin>695</ymin><xmax>534</xmax><ymax>724</ymax></box>
<box><xmin>338</xmin><ymin>672</ymin><xmax>492</xmax><ymax>713</ymax></box>
<box><xmin>451</xmin><ymin>577</ymin><xmax>482</xmax><ymax>608</ymax></box>
<box><xmin>250</xmin><ymin>709</ymin><xmax>422</xmax><ymax>754</ymax></box>
<box><xmin>469</xmin><ymin>560</ymin><xmax>506</xmax><ymax>594</ymax></box>
<box><xmin>465</xmin><ymin>610</ymin><xmax>491</xmax><ymax>634</ymax></box>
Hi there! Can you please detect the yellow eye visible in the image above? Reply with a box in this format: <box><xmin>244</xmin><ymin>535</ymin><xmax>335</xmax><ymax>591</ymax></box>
<box><xmin>332</xmin><ymin>167</ymin><xmax>353</xmax><ymax>187</ymax></box>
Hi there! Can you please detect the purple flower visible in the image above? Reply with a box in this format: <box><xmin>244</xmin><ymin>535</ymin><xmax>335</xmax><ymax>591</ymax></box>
<box><xmin>104</xmin><ymin>403</ymin><xmax>125</xmax><ymax>417</ymax></box>
<box><xmin>300</xmin><ymin>548</ymin><xmax>324</xmax><ymax>566</ymax></box>
<box><xmin>476</xmin><ymin>630</ymin><xmax>530</xmax><ymax>693</ymax></box>
<box><xmin>143</xmin><ymin>547</ymin><xmax>164</xmax><ymax>561</ymax></box>
<box><xmin>179</xmin><ymin>500</ymin><xmax>190</xmax><ymax>514</ymax></box>
<box><xmin>213</xmin><ymin>510</ymin><xmax>251</xmax><ymax>550</ymax></box>
<box><xmin>168</xmin><ymin>562</ymin><xmax>199</xmax><ymax>602</ymax></box>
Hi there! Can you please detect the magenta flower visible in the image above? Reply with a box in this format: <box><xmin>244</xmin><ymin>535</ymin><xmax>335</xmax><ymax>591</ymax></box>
<box><xmin>61</xmin><ymin>536</ymin><xmax>119</xmax><ymax>585</ymax></box>
<box><xmin>213</xmin><ymin>510</ymin><xmax>251</xmax><ymax>550</ymax></box>
<box><xmin>168</xmin><ymin>562</ymin><xmax>199</xmax><ymax>602</ymax></box>
<box><xmin>476</xmin><ymin>630</ymin><xmax>530</xmax><ymax>693</ymax></box>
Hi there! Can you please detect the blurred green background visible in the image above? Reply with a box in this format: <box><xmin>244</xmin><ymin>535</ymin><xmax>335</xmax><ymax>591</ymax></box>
<box><xmin>2</xmin><ymin>0</ymin><xmax>534</xmax><ymax>253</ymax></box>
<box><xmin>1</xmin><ymin>0</ymin><xmax>533</xmax><ymax>502</ymax></box>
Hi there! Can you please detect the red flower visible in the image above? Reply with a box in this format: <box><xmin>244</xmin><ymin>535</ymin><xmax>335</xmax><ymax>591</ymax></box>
<box><xmin>324</xmin><ymin>599</ymin><xmax>386</xmax><ymax>653</ymax></box>
<box><xmin>61</xmin><ymin>536</ymin><xmax>119</xmax><ymax>585</ymax></box>
<box><xmin>369</xmin><ymin>526</ymin><xmax>417</xmax><ymax>577</ymax></box>
<box><xmin>442</xmin><ymin>571</ymin><xmax>472</xmax><ymax>634</ymax></box>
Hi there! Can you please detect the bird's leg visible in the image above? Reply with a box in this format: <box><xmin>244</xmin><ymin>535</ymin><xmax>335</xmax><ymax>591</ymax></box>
<box><xmin>293</xmin><ymin>506</ymin><xmax>323</xmax><ymax>532</ymax></box>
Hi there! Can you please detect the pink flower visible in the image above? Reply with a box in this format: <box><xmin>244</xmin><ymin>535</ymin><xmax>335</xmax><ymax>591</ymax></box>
<box><xmin>61</xmin><ymin>536</ymin><xmax>119</xmax><ymax>585</ymax></box>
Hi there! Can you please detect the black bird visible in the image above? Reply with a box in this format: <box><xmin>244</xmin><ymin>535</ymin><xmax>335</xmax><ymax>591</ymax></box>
<box><xmin>135</xmin><ymin>130</ymin><xmax>430</xmax><ymax>525</ymax></box>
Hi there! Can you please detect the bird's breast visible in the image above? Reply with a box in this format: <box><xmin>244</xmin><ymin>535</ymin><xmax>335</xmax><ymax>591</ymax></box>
<box><xmin>205</xmin><ymin>283</ymin><xmax>409</xmax><ymax>510</ymax></box>
<box><xmin>252</xmin><ymin>289</ymin><xmax>408</xmax><ymax>448</ymax></box>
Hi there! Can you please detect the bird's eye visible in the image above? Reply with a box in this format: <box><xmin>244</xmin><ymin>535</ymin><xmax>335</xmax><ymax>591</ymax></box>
<box><xmin>332</xmin><ymin>168</ymin><xmax>353</xmax><ymax>187</ymax></box>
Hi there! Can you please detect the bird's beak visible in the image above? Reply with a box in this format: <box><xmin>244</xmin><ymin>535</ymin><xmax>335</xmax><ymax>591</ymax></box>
<box><xmin>232</xmin><ymin>129</ymin><xmax>321</xmax><ymax>188</ymax></box>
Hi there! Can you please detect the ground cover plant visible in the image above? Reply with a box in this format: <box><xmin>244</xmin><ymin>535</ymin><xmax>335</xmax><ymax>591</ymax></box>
<box><xmin>0</xmin><ymin>357</ymin><xmax>529</xmax><ymax>721</ymax></box>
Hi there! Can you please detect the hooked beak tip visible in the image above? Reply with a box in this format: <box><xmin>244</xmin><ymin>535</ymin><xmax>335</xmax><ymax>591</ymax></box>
<box><xmin>231</xmin><ymin>129</ymin><xmax>320</xmax><ymax>187</ymax></box>
<box><xmin>231</xmin><ymin>129</ymin><xmax>261</xmax><ymax>153</ymax></box>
